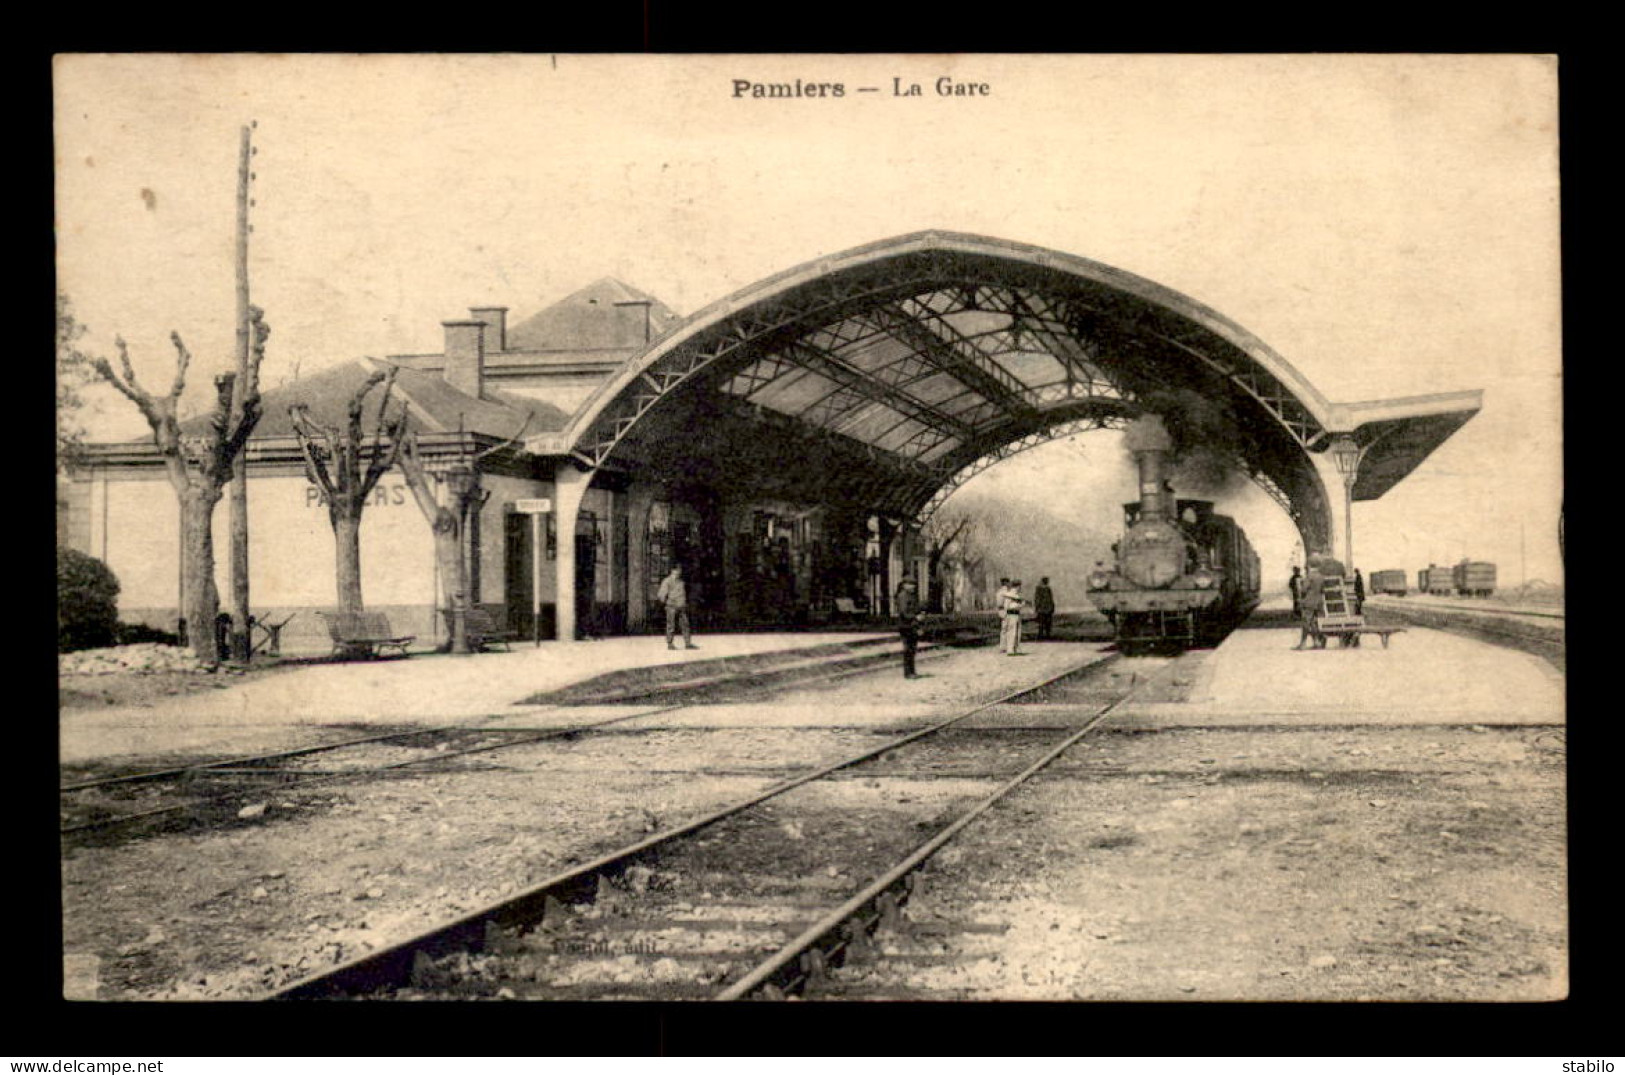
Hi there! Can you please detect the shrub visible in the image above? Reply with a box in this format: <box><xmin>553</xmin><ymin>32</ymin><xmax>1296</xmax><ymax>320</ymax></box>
<box><xmin>58</xmin><ymin>548</ymin><xmax>120</xmax><ymax>652</ymax></box>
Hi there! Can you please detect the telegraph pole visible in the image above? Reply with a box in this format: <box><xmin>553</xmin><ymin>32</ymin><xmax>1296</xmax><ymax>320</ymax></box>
<box><xmin>228</xmin><ymin>123</ymin><xmax>256</xmax><ymax>661</ymax></box>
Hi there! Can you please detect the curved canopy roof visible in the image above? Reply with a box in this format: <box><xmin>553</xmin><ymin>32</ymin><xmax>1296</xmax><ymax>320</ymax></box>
<box><xmin>530</xmin><ymin>231</ymin><xmax>1480</xmax><ymax>543</ymax></box>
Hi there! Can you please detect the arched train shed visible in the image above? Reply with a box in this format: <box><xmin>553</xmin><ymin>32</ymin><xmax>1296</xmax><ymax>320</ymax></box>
<box><xmin>67</xmin><ymin>231</ymin><xmax>1481</xmax><ymax>646</ymax></box>
<box><xmin>528</xmin><ymin>231</ymin><xmax>1481</xmax><ymax>641</ymax></box>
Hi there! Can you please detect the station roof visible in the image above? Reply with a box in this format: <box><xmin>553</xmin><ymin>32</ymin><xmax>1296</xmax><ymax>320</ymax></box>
<box><xmin>93</xmin><ymin>232</ymin><xmax>1479</xmax><ymax>550</ymax></box>
<box><xmin>181</xmin><ymin>358</ymin><xmax>570</xmax><ymax>442</ymax></box>
<box><xmin>389</xmin><ymin>278</ymin><xmax>682</xmax><ymax>384</ymax></box>
<box><xmin>1330</xmin><ymin>393</ymin><xmax>1486</xmax><ymax>501</ymax></box>
<box><xmin>506</xmin><ymin>278</ymin><xmax>682</xmax><ymax>352</ymax></box>
<box><xmin>540</xmin><ymin>231</ymin><xmax>1482</xmax><ymax>535</ymax></box>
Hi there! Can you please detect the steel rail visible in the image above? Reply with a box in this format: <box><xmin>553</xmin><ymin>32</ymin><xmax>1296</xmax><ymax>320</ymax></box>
<box><xmin>1466</xmin><ymin>624</ymin><xmax>1566</xmax><ymax>646</ymax></box>
<box><xmin>714</xmin><ymin>683</ymin><xmax>1133</xmax><ymax>1000</ymax></box>
<box><xmin>639</xmin><ymin>639</ymin><xmax>973</xmax><ymax>700</ymax></box>
<box><xmin>62</xmin><ymin>631</ymin><xmax>975</xmax><ymax>793</ymax></box>
<box><xmin>1371</xmin><ymin>599</ymin><xmax>1565</xmax><ymax>623</ymax></box>
<box><xmin>60</xmin><ymin>704</ymin><xmax>686</xmax><ymax>837</ymax></box>
<box><xmin>1383</xmin><ymin>614</ymin><xmax>1563</xmax><ymax>650</ymax></box>
<box><xmin>1473</xmin><ymin>607</ymin><xmax>1564</xmax><ymax>622</ymax></box>
<box><xmin>267</xmin><ymin>654</ymin><xmax>1117</xmax><ymax>1000</ymax></box>
<box><xmin>558</xmin><ymin>635</ymin><xmax>968</xmax><ymax>705</ymax></box>
<box><xmin>63</xmin><ymin>629</ymin><xmax>997</xmax><ymax>836</ymax></box>
<box><xmin>60</xmin><ymin>725</ymin><xmax>492</xmax><ymax>793</ymax></box>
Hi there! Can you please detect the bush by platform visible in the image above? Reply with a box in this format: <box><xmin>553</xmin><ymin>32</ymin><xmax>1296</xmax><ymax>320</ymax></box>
<box><xmin>58</xmin><ymin>548</ymin><xmax>121</xmax><ymax>653</ymax></box>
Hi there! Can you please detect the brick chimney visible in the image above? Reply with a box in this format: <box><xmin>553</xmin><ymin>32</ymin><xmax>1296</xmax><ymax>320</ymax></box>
<box><xmin>468</xmin><ymin>306</ymin><xmax>507</xmax><ymax>353</ymax></box>
<box><xmin>442</xmin><ymin>320</ymin><xmax>486</xmax><ymax>400</ymax></box>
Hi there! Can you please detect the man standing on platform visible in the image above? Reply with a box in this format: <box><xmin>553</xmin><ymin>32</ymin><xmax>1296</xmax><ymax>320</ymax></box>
<box><xmin>1289</xmin><ymin>565</ymin><xmax>1303</xmax><ymax>618</ymax></box>
<box><xmin>1034</xmin><ymin>577</ymin><xmax>1056</xmax><ymax>641</ymax></box>
<box><xmin>1295</xmin><ymin>561</ymin><xmax>1325</xmax><ymax>650</ymax></box>
<box><xmin>658</xmin><ymin>564</ymin><xmax>697</xmax><ymax>651</ymax></box>
<box><xmin>1003</xmin><ymin>578</ymin><xmax>1029</xmax><ymax>655</ymax></box>
<box><xmin>996</xmin><ymin>578</ymin><xmax>1014</xmax><ymax>654</ymax></box>
<box><xmin>895</xmin><ymin>578</ymin><xmax>924</xmax><ymax>679</ymax></box>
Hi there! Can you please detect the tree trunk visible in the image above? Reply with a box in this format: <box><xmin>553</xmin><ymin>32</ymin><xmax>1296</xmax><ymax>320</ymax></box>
<box><xmin>332</xmin><ymin>509</ymin><xmax>364</xmax><ymax>613</ymax></box>
<box><xmin>330</xmin><ymin>509</ymin><xmax>374</xmax><ymax>660</ymax></box>
<box><xmin>182</xmin><ymin>488</ymin><xmax>224</xmax><ymax>665</ymax></box>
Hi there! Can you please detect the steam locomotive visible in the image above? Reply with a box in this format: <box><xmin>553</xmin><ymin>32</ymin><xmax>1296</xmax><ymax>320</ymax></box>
<box><xmin>1086</xmin><ymin>416</ymin><xmax>1261</xmax><ymax>653</ymax></box>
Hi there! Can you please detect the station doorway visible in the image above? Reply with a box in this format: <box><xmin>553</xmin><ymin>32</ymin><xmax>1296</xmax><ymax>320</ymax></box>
<box><xmin>502</xmin><ymin>512</ymin><xmax>551</xmax><ymax>641</ymax></box>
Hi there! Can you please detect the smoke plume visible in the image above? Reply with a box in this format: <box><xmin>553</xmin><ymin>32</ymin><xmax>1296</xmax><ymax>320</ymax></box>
<box><xmin>1129</xmin><ymin>387</ymin><xmax>1248</xmax><ymax>499</ymax></box>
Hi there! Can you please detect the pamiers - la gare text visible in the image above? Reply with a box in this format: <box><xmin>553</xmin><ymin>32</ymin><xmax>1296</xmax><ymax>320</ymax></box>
<box><xmin>732</xmin><ymin>77</ymin><xmax>991</xmax><ymax>98</ymax></box>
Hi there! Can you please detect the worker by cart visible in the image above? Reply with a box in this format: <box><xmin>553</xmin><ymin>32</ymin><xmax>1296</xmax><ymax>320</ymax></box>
<box><xmin>1298</xmin><ymin>555</ymin><xmax>1404</xmax><ymax>650</ymax></box>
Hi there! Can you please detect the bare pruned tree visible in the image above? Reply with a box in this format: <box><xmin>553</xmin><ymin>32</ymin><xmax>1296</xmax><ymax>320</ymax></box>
<box><xmin>89</xmin><ymin>308</ymin><xmax>269</xmax><ymax>663</ymax></box>
<box><xmin>289</xmin><ymin>366</ymin><xmax>408</xmax><ymax>650</ymax></box>
<box><xmin>921</xmin><ymin>503</ymin><xmax>991</xmax><ymax>613</ymax></box>
<box><xmin>922</xmin><ymin>512</ymin><xmax>970</xmax><ymax>614</ymax></box>
<box><xmin>392</xmin><ymin>415</ymin><xmax>531</xmax><ymax>654</ymax></box>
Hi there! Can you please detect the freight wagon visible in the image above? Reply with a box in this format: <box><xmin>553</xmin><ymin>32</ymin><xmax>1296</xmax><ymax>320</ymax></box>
<box><xmin>1451</xmin><ymin>560</ymin><xmax>1497</xmax><ymax>597</ymax></box>
<box><xmin>1369</xmin><ymin>569</ymin><xmax>1408</xmax><ymax>597</ymax></box>
<box><xmin>1419</xmin><ymin>566</ymin><xmax>1454</xmax><ymax>596</ymax></box>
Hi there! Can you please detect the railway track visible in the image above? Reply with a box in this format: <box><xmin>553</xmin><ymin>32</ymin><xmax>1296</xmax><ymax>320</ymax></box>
<box><xmin>59</xmin><ymin>705</ymin><xmax>686</xmax><ymax>844</ymax></box>
<box><xmin>62</xmin><ymin>628</ymin><xmax>1010</xmax><ymax>845</ymax></box>
<box><xmin>1370</xmin><ymin>602</ymin><xmax>1565</xmax><ymax>670</ymax></box>
<box><xmin>1374</xmin><ymin>598</ymin><xmax>1564</xmax><ymax>622</ymax></box>
<box><xmin>1450</xmin><ymin>620</ymin><xmax>1565</xmax><ymax>649</ymax></box>
<box><xmin>270</xmin><ymin>652</ymin><xmax>1158</xmax><ymax>1001</ymax></box>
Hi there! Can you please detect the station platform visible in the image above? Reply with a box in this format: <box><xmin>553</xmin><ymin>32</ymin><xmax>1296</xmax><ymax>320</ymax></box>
<box><xmin>60</xmin><ymin>603</ymin><xmax>1566</xmax><ymax>765</ymax></box>
<box><xmin>1118</xmin><ymin>608</ymin><xmax>1565</xmax><ymax>729</ymax></box>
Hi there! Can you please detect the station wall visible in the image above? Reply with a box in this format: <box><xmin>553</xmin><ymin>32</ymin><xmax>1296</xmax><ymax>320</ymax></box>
<box><xmin>76</xmin><ymin>468</ymin><xmax>439</xmax><ymax>649</ymax></box>
<box><xmin>69</xmin><ymin>465</ymin><xmax>907</xmax><ymax>648</ymax></box>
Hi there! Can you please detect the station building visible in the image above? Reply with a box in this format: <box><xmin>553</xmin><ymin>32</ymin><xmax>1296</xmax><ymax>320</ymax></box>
<box><xmin>62</xmin><ymin>232</ymin><xmax>1483</xmax><ymax>650</ymax></box>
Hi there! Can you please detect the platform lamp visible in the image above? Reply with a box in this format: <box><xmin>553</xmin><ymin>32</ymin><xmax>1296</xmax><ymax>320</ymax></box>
<box><xmin>442</xmin><ymin>463</ymin><xmax>485</xmax><ymax>654</ymax></box>
<box><xmin>1330</xmin><ymin>434</ymin><xmax>1365</xmax><ymax>575</ymax></box>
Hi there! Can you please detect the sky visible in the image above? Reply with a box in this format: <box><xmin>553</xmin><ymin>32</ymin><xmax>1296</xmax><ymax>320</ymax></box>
<box><xmin>54</xmin><ymin>53</ymin><xmax>1563</xmax><ymax>587</ymax></box>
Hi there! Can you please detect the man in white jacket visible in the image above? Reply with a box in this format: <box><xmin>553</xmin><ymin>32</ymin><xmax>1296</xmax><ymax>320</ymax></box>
<box><xmin>657</xmin><ymin>565</ymin><xmax>697</xmax><ymax>651</ymax></box>
<box><xmin>999</xmin><ymin>578</ymin><xmax>1028</xmax><ymax>656</ymax></box>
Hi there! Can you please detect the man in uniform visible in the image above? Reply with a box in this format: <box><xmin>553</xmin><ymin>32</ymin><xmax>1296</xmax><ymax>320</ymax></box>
<box><xmin>1034</xmin><ymin>577</ymin><xmax>1056</xmax><ymax>641</ymax></box>
<box><xmin>1289</xmin><ymin>565</ymin><xmax>1303</xmax><ymax>618</ymax></box>
<box><xmin>895</xmin><ymin>578</ymin><xmax>924</xmax><ymax>678</ymax></box>
<box><xmin>657</xmin><ymin>564</ymin><xmax>697</xmax><ymax>650</ymax></box>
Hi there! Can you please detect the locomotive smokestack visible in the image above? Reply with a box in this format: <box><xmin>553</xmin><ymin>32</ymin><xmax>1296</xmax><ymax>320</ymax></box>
<box><xmin>1124</xmin><ymin>415</ymin><xmax>1175</xmax><ymax>520</ymax></box>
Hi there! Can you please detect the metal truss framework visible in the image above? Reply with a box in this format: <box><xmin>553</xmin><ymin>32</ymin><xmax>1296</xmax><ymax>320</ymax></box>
<box><xmin>910</xmin><ymin>415</ymin><xmax>1299</xmax><ymax>529</ymax></box>
<box><xmin>568</xmin><ymin>242</ymin><xmax>1336</xmax><ymax>540</ymax></box>
<box><xmin>913</xmin><ymin>414</ymin><xmax>1130</xmax><ymax>524</ymax></box>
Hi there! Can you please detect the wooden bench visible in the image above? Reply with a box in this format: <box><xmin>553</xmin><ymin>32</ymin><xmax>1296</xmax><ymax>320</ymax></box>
<box><xmin>462</xmin><ymin>608</ymin><xmax>519</xmax><ymax>652</ymax></box>
<box><xmin>319</xmin><ymin>611</ymin><xmax>415</xmax><ymax>659</ymax></box>
<box><xmin>831</xmin><ymin>597</ymin><xmax>869</xmax><ymax>622</ymax></box>
<box><xmin>250</xmin><ymin>613</ymin><xmax>297</xmax><ymax>657</ymax></box>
